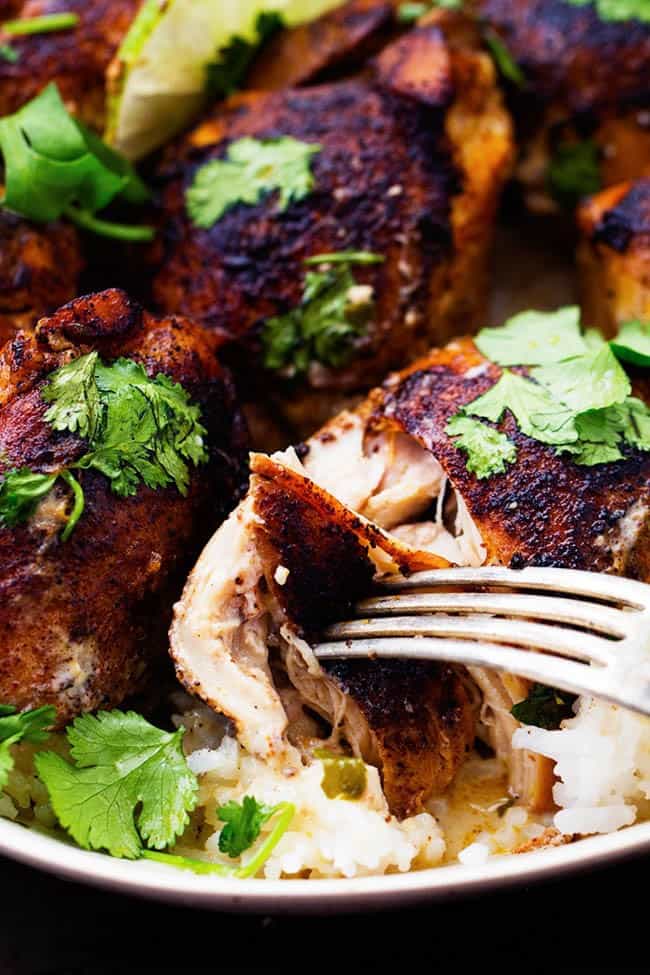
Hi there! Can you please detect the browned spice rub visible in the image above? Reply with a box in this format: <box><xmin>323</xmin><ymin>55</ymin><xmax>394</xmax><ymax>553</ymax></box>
<box><xmin>0</xmin><ymin>212</ymin><xmax>83</xmax><ymax>348</ymax></box>
<box><xmin>0</xmin><ymin>0</ymin><xmax>140</xmax><ymax>129</ymax></box>
<box><xmin>0</xmin><ymin>288</ymin><xmax>247</xmax><ymax>724</ymax></box>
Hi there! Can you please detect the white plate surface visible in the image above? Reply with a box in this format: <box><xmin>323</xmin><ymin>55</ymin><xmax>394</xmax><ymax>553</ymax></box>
<box><xmin>1</xmin><ymin>816</ymin><xmax>649</xmax><ymax>913</ymax></box>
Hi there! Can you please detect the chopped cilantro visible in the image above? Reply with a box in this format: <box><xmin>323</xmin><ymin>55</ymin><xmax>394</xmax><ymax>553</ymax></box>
<box><xmin>35</xmin><ymin>710</ymin><xmax>198</xmax><ymax>859</ymax></box>
<box><xmin>315</xmin><ymin>750</ymin><xmax>368</xmax><ymax>800</ymax></box>
<box><xmin>262</xmin><ymin>252</ymin><xmax>383</xmax><ymax>376</ymax></box>
<box><xmin>1</xmin><ymin>13</ymin><xmax>79</xmax><ymax>35</ymax></box>
<box><xmin>531</xmin><ymin>343</ymin><xmax>631</xmax><ymax>414</ymax></box>
<box><xmin>565</xmin><ymin>0</ymin><xmax>650</xmax><ymax>23</ymax></box>
<box><xmin>475</xmin><ymin>307</ymin><xmax>587</xmax><ymax>366</ymax></box>
<box><xmin>466</xmin><ymin>370</ymin><xmax>578</xmax><ymax>446</ymax></box>
<box><xmin>445</xmin><ymin>415</ymin><xmax>517</xmax><ymax>479</ymax></box>
<box><xmin>511</xmin><ymin>684</ymin><xmax>576</xmax><ymax>729</ymax></box>
<box><xmin>0</xmin><ymin>43</ymin><xmax>18</xmax><ymax>62</ymax></box>
<box><xmin>0</xmin><ymin>470</ymin><xmax>59</xmax><ymax>529</ymax></box>
<box><xmin>547</xmin><ymin>140</ymin><xmax>601</xmax><ymax>209</ymax></box>
<box><xmin>483</xmin><ymin>29</ymin><xmax>525</xmax><ymax>87</ymax></box>
<box><xmin>0</xmin><ymin>84</ymin><xmax>153</xmax><ymax>241</ymax></box>
<box><xmin>304</xmin><ymin>251</ymin><xmax>385</xmax><ymax>266</ymax></box>
<box><xmin>0</xmin><ymin>704</ymin><xmax>56</xmax><ymax>791</ymax></box>
<box><xmin>217</xmin><ymin>795</ymin><xmax>282</xmax><ymax>858</ymax></box>
<box><xmin>186</xmin><ymin>136</ymin><xmax>321</xmax><ymax>229</ymax></box>
<box><xmin>448</xmin><ymin>307</ymin><xmax>650</xmax><ymax>479</ymax></box>
<box><xmin>0</xmin><ymin>353</ymin><xmax>208</xmax><ymax>539</ymax></box>
<box><xmin>205</xmin><ymin>12</ymin><xmax>285</xmax><ymax>99</ymax></box>
<box><xmin>610</xmin><ymin>320</ymin><xmax>650</xmax><ymax>367</ymax></box>
<box><xmin>145</xmin><ymin>800</ymin><xmax>295</xmax><ymax>877</ymax></box>
<box><xmin>397</xmin><ymin>0</ymin><xmax>462</xmax><ymax>19</ymax></box>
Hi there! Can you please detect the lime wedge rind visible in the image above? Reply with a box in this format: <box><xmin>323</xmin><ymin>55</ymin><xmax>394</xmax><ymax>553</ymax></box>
<box><xmin>107</xmin><ymin>0</ymin><xmax>346</xmax><ymax>161</ymax></box>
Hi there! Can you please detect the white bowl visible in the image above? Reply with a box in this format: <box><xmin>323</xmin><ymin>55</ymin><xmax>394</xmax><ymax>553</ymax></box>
<box><xmin>1</xmin><ymin>816</ymin><xmax>649</xmax><ymax>913</ymax></box>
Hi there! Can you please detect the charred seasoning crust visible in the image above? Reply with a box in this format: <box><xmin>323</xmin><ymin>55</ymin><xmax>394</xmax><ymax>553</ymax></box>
<box><xmin>588</xmin><ymin>177</ymin><xmax>650</xmax><ymax>253</ymax></box>
<box><xmin>0</xmin><ymin>288</ymin><xmax>248</xmax><ymax>724</ymax></box>
<box><xmin>480</xmin><ymin>0</ymin><xmax>650</xmax><ymax>116</ymax></box>
<box><xmin>378</xmin><ymin>337</ymin><xmax>650</xmax><ymax>571</ymax></box>
<box><xmin>246</xmin><ymin>0</ymin><xmax>398</xmax><ymax>90</ymax></box>
<box><xmin>0</xmin><ymin>0</ymin><xmax>142</xmax><ymax>127</ymax></box>
<box><xmin>151</xmin><ymin>24</ymin><xmax>458</xmax><ymax>390</ymax></box>
<box><xmin>325</xmin><ymin>658</ymin><xmax>475</xmax><ymax>818</ymax></box>
<box><xmin>0</xmin><ymin>212</ymin><xmax>83</xmax><ymax>348</ymax></box>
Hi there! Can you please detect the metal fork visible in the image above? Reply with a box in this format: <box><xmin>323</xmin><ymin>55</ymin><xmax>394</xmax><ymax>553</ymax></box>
<box><xmin>313</xmin><ymin>567</ymin><xmax>650</xmax><ymax>717</ymax></box>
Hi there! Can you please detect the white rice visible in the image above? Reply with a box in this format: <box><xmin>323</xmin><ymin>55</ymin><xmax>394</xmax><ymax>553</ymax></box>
<box><xmin>512</xmin><ymin>643</ymin><xmax>650</xmax><ymax>836</ymax></box>
<box><xmin>179</xmin><ymin>735</ymin><xmax>446</xmax><ymax>879</ymax></box>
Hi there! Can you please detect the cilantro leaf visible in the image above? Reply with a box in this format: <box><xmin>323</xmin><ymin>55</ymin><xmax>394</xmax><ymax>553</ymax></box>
<box><xmin>0</xmin><ymin>84</ymin><xmax>152</xmax><ymax>240</ymax></box>
<box><xmin>511</xmin><ymin>684</ymin><xmax>576</xmax><ymax>729</ymax></box>
<box><xmin>547</xmin><ymin>140</ymin><xmax>601</xmax><ymax>209</ymax></box>
<box><xmin>217</xmin><ymin>796</ymin><xmax>280</xmax><ymax>858</ymax></box>
<box><xmin>0</xmin><ymin>469</ymin><xmax>59</xmax><ymax>528</ymax></box>
<box><xmin>531</xmin><ymin>343</ymin><xmax>630</xmax><ymax>413</ymax></box>
<box><xmin>82</xmin><ymin>358</ymin><xmax>209</xmax><ymax>498</ymax></box>
<box><xmin>610</xmin><ymin>319</ymin><xmax>650</xmax><ymax>367</ymax></box>
<box><xmin>42</xmin><ymin>351</ymin><xmax>100</xmax><ymax>440</ymax></box>
<box><xmin>0</xmin><ymin>704</ymin><xmax>56</xmax><ymax>790</ymax></box>
<box><xmin>619</xmin><ymin>396</ymin><xmax>650</xmax><ymax>450</ymax></box>
<box><xmin>186</xmin><ymin>136</ymin><xmax>321</xmax><ymax>229</ymax></box>
<box><xmin>45</xmin><ymin>353</ymin><xmax>208</xmax><ymax>501</ymax></box>
<box><xmin>3</xmin><ymin>353</ymin><xmax>208</xmax><ymax>538</ymax></box>
<box><xmin>262</xmin><ymin>255</ymin><xmax>381</xmax><ymax>376</ymax></box>
<box><xmin>466</xmin><ymin>369</ymin><xmax>578</xmax><ymax>445</ymax></box>
<box><xmin>483</xmin><ymin>29</ymin><xmax>525</xmax><ymax>87</ymax></box>
<box><xmin>565</xmin><ymin>0</ymin><xmax>650</xmax><ymax>23</ymax></box>
<box><xmin>0</xmin><ymin>44</ymin><xmax>18</xmax><ymax>63</ymax></box>
<box><xmin>445</xmin><ymin>415</ymin><xmax>517</xmax><ymax>478</ymax></box>
<box><xmin>475</xmin><ymin>307</ymin><xmax>587</xmax><ymax>366</ymax></box>
<box><xmin>2</xmin><ymin>13</ymin><xmax>79</xmax><ymax>35</ymax></box>
<box><xmin>205</xmin><ymin>12</ymin><xmax>284</xmax><ymax>99</ymax></box>
<box><xmin>35</xmin><ymin>710</ymin><xmax>198</xmax><ymax>859</ymax></box>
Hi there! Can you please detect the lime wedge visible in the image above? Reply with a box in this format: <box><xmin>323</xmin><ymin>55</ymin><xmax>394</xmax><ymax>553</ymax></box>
<box><xmin>106</xmin><ymin>0</ymin><xmax>346</xmax><ymax>161</ymax></box>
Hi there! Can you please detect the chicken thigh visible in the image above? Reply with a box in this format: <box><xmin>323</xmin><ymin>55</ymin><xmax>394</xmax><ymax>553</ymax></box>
<box><xmin>0</xmin><ymin>288</ymin><xmax>247</xmax><ymax>723</ymax></box>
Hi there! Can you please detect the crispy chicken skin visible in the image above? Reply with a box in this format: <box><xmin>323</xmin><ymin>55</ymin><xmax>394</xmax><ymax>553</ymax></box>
<box><xmin>151</xmin><ymin>18</ymin><xmax>513</xmax><ymax>436</ymax></box>
<box><xmin>0</xmin><ymin>0</ymin><xmax>141</xmax><ymax>129</ymax></box>
<box><xmin>171</xmin><ymin>334</ymin><xmax>650</xmax><ymax>818</ymax></box>
<box><xmin>578</xmin><ymin>178</ymin><xmax>650</xmax><ymax>336</ymax></box>
<box><xmin>479</xmin><ymin>0</ymin><xmax>650</xmax><ymax>211</ymax></box>
<box><xmin>0</xmin><ymin>212</ymin><xmax>83</xmax><ymax>348</ymax></box>
<box><xmin>0</xmin><ymin>288</ymin><xmax>247</xmax><ymax>724</ymax></box>
<box><xmin>247</xmin><ymin>0</ymin><xmax>398</xmax><ymax>90</ymax></box>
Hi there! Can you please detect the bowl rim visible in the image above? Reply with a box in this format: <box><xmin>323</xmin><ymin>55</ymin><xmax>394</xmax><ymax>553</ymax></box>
<box><xmin>1</xmin><ymin>814</ymin><xmax>649</xmax><ymax>913</ymax></box>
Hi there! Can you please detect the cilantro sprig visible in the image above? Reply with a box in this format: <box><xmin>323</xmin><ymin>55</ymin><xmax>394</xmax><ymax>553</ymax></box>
<box><xmin>2</xmin><ymin>13</ymin><xmax>79</xmax><ymax>35</ymax></box>
<box><xmin>27</xmin><ymin>707</ymin><xmax>294</xmax><ymax>876</ymax></box>
<box><xmin>511</xmin><ymin>684</ymin><xmax>576</xmax><ymax>729</ymax></box>
<box><xmin>0</xmin><ymin>704</ymin><xmax>56</xmax><ymax>791</ymax></box>
<box><xmin>483</xmin><ymin>28</ymin><xmax>525</xmax><ymax>88</ymax></box>
<box><xmin>217</xmin><ymin>796</ymin><xmax>282</xmax><ymax>858</ymax></box>
<box><xmin>205</xmin><ymin>11</ymin><xmax>284</xmax><ymax>99</ymax></box>
<box><xmin>547</xmin><ymin>140</ymin><xmax>601</xmax><ymax>209</ymax></box>
<box><xmin>0</xmin><ymin>353</ymin><xmax>208</xmax><ymax>538</ymax></box>
<box><xmin>0</xmin><ymin>84</ymin><xmax>153</xmax><ymax>241</ymax></box>
<box><xmin>35</xmin><ymin>710</ymin><xmax>198</xmax><ymax>859</ymax></box>
<box><xmin>566</xmin><ymin>0</ymin><xmax>650</xmax><ymax>23</ymax></box>
<box><xmin>186</xmin><ymin>136</ymin><xmax>321</xmax><ymax>229</ymax></box>
<box><xmin>446</xmin><ymin>308</ymin><xmax>650</xmax><ymax>478</ymax></box>
<box><xmin>262</xmin><ymin>251</ymin><xmax>384</xmax><ymax>377</ymax></box>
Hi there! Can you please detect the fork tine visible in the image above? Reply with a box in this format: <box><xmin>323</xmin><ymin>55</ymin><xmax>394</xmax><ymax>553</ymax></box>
<box><xmin>322</xmin><ymin>615</ymin><xmax>618</xmax><ymax>665</ymax></box>
<box><xmin>313</xmin><ymin>636</ymin><xmax>628</xmax><ymax>710</ymax></box>
<box><xmin>355</xmin><ymin>592</ymin><xmax>630</xmax><ymax>638</ymax></box>
<box><xmin>376</xmin><ymin>567</ymin><xmax>650</xmax><ymax>610</ymax></box>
